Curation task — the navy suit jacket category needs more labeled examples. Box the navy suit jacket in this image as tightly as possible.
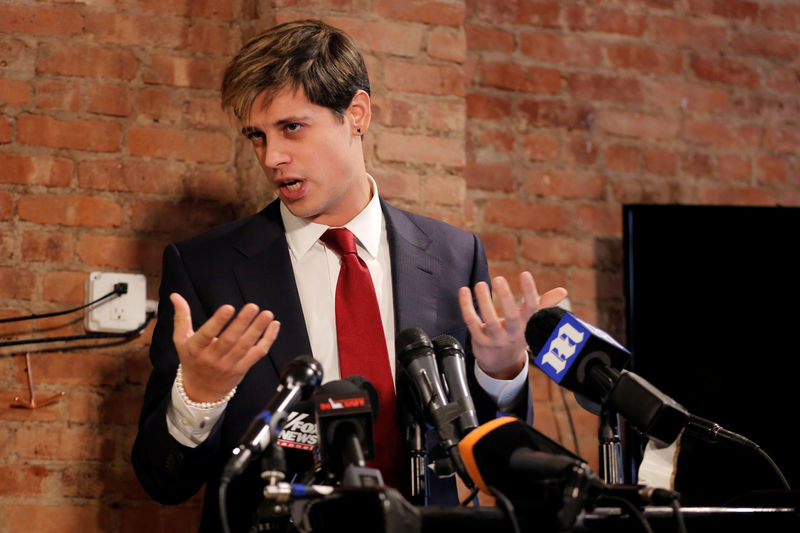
[132,198,531,532]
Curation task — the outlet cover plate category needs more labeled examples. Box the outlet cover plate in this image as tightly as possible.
[84,272,147,333]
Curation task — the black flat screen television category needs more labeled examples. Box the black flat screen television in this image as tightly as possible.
[623,204,800,506]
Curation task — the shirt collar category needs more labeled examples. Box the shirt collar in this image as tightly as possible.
[281,174,383,261]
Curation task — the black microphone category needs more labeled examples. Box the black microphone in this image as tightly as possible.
[526,307,754,448]
[221,355,323,483]
[314,376,383,487]
[432,334,479,438]
[274,397,319,483]
[396,328,470,484]
[396,328,450,425]
[276,399,318,453]
[270,378,380,484]
[458,416,601,530]
[396,328,464,450]
[509,448,585,477]
[458,416,590,497]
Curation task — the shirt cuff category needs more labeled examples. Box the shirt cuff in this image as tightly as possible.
[166,378,227,448]
[474,356,529,412]
[637,436,680,490]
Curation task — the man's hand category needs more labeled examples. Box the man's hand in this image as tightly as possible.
[171,293,280,402]
[459,271,567,380]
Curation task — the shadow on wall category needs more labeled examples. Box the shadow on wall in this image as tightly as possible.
[593,236,625,343]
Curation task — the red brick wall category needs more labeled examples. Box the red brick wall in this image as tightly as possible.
[463,0,800,468]
[1,0,799,529]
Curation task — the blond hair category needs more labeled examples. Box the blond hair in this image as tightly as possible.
[221,19,370,121]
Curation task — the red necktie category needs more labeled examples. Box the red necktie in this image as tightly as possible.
[320,228,404,489]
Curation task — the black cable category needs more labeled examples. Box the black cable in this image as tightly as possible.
[559,386,581,457]
[601,495,654,533]
[529,348,581,457]
[754,445,791,491]
[460,485,480,506]
[0,312,155,348]
[487,486,521,533]
[669,498,687,533]
[0,284,127,324]
[219,481,232,533]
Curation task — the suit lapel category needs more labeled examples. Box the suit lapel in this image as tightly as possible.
[232,201,312,378]
[382,199,440,335]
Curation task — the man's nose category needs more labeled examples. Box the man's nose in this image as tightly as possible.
[263,137,290,168]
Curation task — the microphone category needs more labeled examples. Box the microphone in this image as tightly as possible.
[274,397,319,483]
[276,400,318,452]
[456,417,686,528]
[458,416,590,497]
[525,306,631,399]
[396,328,471,484]
[509,448,585,478]
[457,416,601,530]
[432,334,479,438]
[314,376,383,487]
[526,307,754,448]
[221,355,323,483]
[396,328,449,425]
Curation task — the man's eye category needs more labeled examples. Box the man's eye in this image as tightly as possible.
[285,123,302,133]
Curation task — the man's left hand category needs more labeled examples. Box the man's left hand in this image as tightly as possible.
[459,271,567,380]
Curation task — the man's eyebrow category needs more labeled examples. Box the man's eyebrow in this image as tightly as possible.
[274,115,311,126]
[241,116,311,136]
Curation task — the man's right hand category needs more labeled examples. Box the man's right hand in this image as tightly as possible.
[170,292,280,403]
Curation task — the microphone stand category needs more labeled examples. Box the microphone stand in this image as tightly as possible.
[598,407,624,485]
[253,444,293,532]
[407,419,426,505]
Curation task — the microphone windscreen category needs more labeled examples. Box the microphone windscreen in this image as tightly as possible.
[282,354,323,391]
[317,379,359,395]
[432,334,461,354]
[276,397,318,478]
[524,306,567,355]
[395,327,433,365]
[343,375,380,420]
[458,417,517,493]
[458,416,586,497]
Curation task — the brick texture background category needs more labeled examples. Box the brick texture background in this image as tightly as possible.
[1,0,799,530]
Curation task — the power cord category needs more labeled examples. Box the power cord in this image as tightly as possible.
[0,283,155,348]
[487,486,521,533]
[559,386,581,457]
[0,283,128,323]
[460,485,480,506]
[0,311,155,348]
[528,349,582,458]
[668,498,688,533]
[755,444,791,491]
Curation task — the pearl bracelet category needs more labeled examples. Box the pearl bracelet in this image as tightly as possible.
[175,364,237,410]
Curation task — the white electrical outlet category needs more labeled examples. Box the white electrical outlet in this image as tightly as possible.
[84,272,147,333]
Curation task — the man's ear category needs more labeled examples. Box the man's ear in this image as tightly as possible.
[348,90,371,136]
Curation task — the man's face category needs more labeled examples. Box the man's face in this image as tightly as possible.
[241,86,371,227]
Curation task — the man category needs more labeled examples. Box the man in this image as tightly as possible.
[132,19,565,532]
